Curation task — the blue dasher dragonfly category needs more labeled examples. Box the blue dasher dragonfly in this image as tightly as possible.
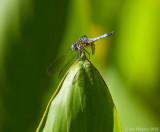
[47,31,114,76]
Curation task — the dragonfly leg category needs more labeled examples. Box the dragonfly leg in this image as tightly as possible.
[78,50,84,58]
[80,51,82,58]
[77,51,80,58]
[83,49,90,59]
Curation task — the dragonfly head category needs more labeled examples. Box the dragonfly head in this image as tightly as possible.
[71,43,78,51]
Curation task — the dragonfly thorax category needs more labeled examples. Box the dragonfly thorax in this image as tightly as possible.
[71,36,90,51]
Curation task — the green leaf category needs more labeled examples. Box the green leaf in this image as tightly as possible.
[37,56,122,132]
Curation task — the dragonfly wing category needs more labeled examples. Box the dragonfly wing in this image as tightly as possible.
[46,55,66,76]
[58,52,77,78]
[91,43,95,55]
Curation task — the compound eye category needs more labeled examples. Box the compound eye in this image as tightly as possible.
[71,43,77,50]
[71,44,74,50]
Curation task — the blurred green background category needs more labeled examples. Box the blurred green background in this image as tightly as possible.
[0,0,160,132]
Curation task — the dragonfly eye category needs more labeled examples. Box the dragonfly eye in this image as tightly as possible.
[71,43,78,51]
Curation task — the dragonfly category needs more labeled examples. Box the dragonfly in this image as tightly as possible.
[47,31,114,76]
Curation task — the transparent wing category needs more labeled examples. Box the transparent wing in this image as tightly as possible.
[46,53,67,76]
[46,49,77,77]
[91,43,95,55]
[58,52,77,78]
